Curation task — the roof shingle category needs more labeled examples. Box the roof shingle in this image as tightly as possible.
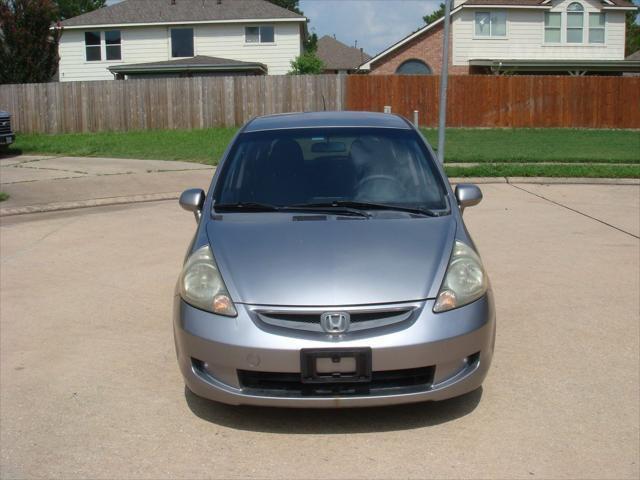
[108,55,268,73]
[61,0,305,27]
[627,50,640,61]
[316,36,371,71]
[463,0,635,6]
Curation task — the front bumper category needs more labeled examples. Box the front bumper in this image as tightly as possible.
[0,134,14,145]
[173,293,496,408]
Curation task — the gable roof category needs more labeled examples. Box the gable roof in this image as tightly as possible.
[469,0,635,6]
[360,6,463,71]
[60,0,306,28]
[108,55,267,74]
[316,36,371,71]
[464,0,550,6]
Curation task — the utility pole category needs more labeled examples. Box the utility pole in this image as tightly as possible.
[437,0,453,164]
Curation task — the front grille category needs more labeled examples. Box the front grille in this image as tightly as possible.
[0,117,11,135]
[238,366,435,397]
[255,308,415,334]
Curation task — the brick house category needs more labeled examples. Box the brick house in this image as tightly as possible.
[360,0,639,76]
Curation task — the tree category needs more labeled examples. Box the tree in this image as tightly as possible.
[266,0,319,52]
[54,0,105,21]
[0,0,61,84]
[289,51,324,75]
[304,32,318,52]
[265,0,301,15]
[626,10,640,56]
[423,2,445,25]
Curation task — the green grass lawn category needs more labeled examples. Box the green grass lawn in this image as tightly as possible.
[420,128,640,164]
[9,127,640,177]
[12,128,238,164]
[445,163,640,179]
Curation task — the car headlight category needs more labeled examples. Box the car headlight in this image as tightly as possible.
[179,245,237,317]
[433,240,488,313]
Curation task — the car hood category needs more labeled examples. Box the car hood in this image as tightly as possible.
[207,214,456,307]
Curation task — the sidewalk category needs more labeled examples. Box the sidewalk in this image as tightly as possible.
[1,154,638,217]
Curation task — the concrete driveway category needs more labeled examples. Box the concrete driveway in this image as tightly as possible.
[1,183,638,479]
[0,155,213,213]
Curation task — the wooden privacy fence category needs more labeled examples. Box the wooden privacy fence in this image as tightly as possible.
[0,75,346,134]
[347,75,640,129]
[1,74,639,133]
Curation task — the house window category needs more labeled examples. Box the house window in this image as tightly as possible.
[85,31,101,61]
[171,28,194,58]
[589,12,605,44]
[566,2,584,43]
[245,26,275,44]
[474,11,506,37]
[544,12,561,43]
[396,59,432,75]
[105,30,121,60]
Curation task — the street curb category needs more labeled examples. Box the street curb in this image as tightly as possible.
[0,192,180,217]
[1,177,638,217]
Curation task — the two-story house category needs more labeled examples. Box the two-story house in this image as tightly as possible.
[360,0,639,75]
[56,0,307,81]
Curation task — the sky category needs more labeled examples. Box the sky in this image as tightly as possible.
[299,0,441,56]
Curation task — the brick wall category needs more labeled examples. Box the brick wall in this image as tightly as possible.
[369,23,469,75]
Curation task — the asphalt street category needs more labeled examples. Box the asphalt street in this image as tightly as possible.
[1,182,638,479]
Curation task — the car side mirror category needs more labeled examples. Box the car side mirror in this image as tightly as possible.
[179,188,205,222]
[455,184,482,214]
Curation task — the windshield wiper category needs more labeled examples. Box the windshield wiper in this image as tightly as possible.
[214,202,370,218]
[294,201,441,217]
[214,202,280,212]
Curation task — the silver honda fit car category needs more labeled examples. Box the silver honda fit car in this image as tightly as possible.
[174,111,495,408]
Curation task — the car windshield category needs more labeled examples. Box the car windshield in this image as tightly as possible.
[213,127,449,213]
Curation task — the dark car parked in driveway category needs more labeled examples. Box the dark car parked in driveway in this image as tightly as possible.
[175,111,495,408]
[0,110,15,152]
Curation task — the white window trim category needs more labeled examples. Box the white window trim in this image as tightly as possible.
[540,2,608,47]
[84,31,102,63]
[104,29,123,62]
[169,26,196,59]
[566,7,585,44]
[84,30,124,64]
[543,11,562,44]
[244,25,277,45]
[472,11,509,40]
[588,12,606,45]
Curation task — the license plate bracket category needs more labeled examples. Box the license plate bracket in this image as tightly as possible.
[300,348,372,384]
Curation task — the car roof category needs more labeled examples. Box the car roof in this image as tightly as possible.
[243,111,412,132]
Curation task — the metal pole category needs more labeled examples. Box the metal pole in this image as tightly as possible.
[437,0,452,164]
[413,110,419,127]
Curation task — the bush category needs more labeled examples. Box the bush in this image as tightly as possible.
[289,52,324,75]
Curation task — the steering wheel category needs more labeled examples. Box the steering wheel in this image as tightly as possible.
[355,174,407,197]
